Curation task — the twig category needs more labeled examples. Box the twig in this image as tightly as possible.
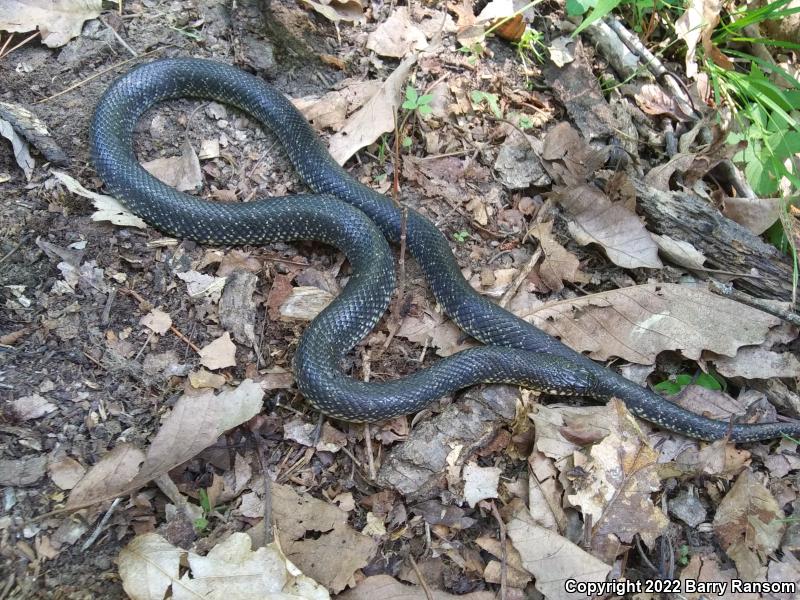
[99,16,138,57]
[80,498,122,551]
[362,349,377,481]
[37,46,165,104]
[0,31,40,61]
[490,501,508,600]
[499,247,542,309]
[0,237,25,265]
[119,287,201,353]
[251,431,274,545]
[408,555,434,600]
[709,280,800,327]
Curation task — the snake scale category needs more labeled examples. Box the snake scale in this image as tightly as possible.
[90,58,800,442]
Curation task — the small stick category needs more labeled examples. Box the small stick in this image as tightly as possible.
[99,16,138,57]
[37,46,164,104]
[251,431,274,544]
[0,31,40,61]
[499,247,542,309]
[80,498,122,551]
[709,280,800,326]
[362,349,376,480]
[408,555,434,600]
[490,501,508,600]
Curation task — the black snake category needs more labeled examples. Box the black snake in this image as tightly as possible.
[89,58,799,442]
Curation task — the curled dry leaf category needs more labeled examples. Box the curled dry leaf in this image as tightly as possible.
[0,114,34,179]
[366,7,428,58]
[328,54,416,165]
[507,508,611,600]
[529,220,589,292]
[118,532,329,600]
[722,195,782,236]
[674,0,722,79]
[0,0,102,47]
[67,381,263,509]
[51,171,147,229]
[712,346,800,380]
[520,283,781,364]
[651,234,706,270]
[558,184,662,270]
[176,270,226,301]
[293,80,382,132]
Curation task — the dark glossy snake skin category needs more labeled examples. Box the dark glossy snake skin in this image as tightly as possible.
[90,58,800,442]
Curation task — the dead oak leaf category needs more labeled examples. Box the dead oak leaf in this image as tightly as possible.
[566,400,669,550]
[299,0,364,23]
[529,220,589,292]
[519,283,781,364]
[140,308,172,335]
[269,482,378,593]
[366,6,428,58]
[337,574,494,600]
[507,508,611,600]
[0,0,102,47]
[712,469,785,580]
[67,381,263,509]
[118,532,329,600]
[558,184,662,270]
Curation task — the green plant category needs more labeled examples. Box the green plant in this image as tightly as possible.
[654,372,723,396]
[470,90,503,119]
[514,26,546,68]
[401,85,434,117]
[194,488,213,532]
[453,230,471,242]
[459,41,488,65]
[677,544,691,566]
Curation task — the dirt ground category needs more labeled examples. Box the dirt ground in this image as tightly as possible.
[2,0,800,598]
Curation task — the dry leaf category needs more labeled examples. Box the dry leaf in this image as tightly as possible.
[0,115,34,179]
[337,574,494,600]
[300,0,364,23]
[530,405,613,460]
[566,400,669,550]
[140,308,172,335]
[366,7,428,58]
[675,0,721,79]
[199,332,237,370]
[188,368,227,389]
[329,54,416,165]
[269,482,378,593]
[176,270,227,301]
[712,469,785,580]
[293,80,383,132]
[0,0,102,47]
[279,286,334,321]
[527,451,566,530]
[10,393,56,420]
[507,508,611,600]
[118,532,329,600]
[47,456,86,490]
[395,306,475,357]
[67,381,263,509]
[559,184,662,269]
[462,463,501,507]
[51,170,147,229]
[651,234,707,270]
[722,195,782,235]
[142,142,203,192]
[520,283,781,364]
[529,220,589,292]
[634,83,690,121]
[712,346,800,379]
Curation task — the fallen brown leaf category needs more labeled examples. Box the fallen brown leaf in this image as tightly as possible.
[142,142,203,192]
[300,0,364,23]
[67,381,263,509]
[337,574,494,600]
[199,332,237,370]
[520,283,781,364]
[366,7,428,58]
[0,0,101,47]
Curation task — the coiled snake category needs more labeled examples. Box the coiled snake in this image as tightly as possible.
[90,58,799,442]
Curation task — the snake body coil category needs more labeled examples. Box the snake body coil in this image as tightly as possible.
[91,58,800,442]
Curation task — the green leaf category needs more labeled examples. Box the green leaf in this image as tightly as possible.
[417,104,433,116]
[418,94,434,105]
[566,0,595,16]
[405,85,418,104]
[194,517,209,532]
[695,373,723,391]
[402,136,413,148]
[573,0,621,35]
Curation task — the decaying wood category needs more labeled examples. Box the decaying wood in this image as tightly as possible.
[633,179,794,301]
